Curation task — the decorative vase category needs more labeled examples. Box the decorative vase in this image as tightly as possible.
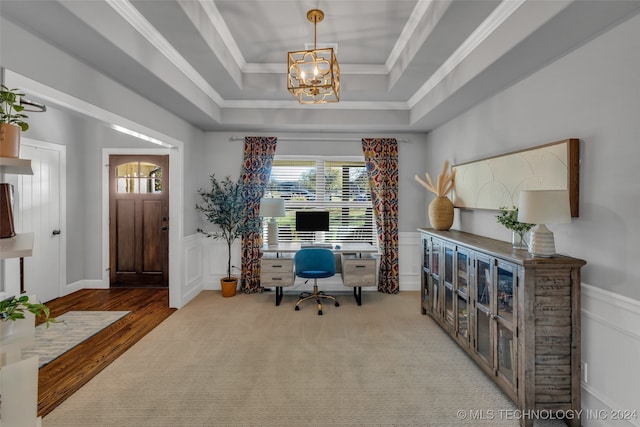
[512,230,529,249]
[220,276,238,297]
[428,196,454,231]
[0,123,21,158]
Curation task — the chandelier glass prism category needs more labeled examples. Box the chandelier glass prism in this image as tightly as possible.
[287,9,340,104]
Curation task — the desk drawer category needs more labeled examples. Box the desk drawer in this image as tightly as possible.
[342,256,377,287]
[261,257,294,286]
[261,271,295,287]
[262,258,293,273]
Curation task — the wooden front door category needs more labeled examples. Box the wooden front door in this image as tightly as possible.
[109,155,169,287]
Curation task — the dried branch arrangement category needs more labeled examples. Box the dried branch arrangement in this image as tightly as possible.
[415,160,456,197]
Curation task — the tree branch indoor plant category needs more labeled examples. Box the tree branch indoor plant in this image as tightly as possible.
[0,85,29,158]
[196,175,259,297]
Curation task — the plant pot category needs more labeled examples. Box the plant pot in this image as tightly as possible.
[0,123,21,158]
[428,196,454,231]
[220,276,238,297]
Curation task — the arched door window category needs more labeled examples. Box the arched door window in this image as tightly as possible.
[115,161,163,193]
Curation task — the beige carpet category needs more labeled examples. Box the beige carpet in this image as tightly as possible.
[42,291,563,426]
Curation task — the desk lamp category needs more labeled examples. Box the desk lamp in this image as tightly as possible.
[517,190,571,257]
[259,198,286,246]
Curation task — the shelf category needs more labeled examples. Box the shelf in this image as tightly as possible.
[0,157,33,175]
[0,232,34,259]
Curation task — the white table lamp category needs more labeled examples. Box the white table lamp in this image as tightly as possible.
[517,190,571,257]
[259,198,286,246]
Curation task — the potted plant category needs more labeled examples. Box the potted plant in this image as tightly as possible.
[1,294,54,340]
[0,85,29,158]
[196,175,260,297]
[496,205,535,249]
[415,160,456,230]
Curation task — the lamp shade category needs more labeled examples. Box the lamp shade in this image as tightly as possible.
[517,190,571,225]
[259,198,286,218]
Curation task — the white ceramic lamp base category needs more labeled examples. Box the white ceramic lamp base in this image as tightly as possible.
[267,219,279,246]
[528,224,556,257]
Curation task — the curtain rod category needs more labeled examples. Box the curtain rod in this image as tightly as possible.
[229,136,409,143]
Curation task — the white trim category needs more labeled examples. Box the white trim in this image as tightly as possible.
[64,279,105,296]
[3,70,180,149]
[4,69,186,310]
[580,284,640,427]
[408,0,525,108]
[106,0,224,106]
[102,148,183,308]
[20,138,67,302]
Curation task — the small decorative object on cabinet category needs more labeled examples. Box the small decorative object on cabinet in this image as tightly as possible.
[419,228,586,427]
[415,160,456,230]
[496,206,534,249]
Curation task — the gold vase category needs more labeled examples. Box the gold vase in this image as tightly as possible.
[428,197,454,231]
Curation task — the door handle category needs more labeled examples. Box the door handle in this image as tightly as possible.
[161,226,168,231]
[52,229,61,236]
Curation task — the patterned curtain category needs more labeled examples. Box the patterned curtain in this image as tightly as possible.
[240,136,278,293]
[362,138,399,293]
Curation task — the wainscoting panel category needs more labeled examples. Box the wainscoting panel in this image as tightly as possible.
[581,284,640,427]
[399,232,420,291]
[181,233,204,306]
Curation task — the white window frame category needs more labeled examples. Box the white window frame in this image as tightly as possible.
[264,155,377,245]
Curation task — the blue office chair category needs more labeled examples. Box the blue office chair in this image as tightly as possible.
[294,248,339,315]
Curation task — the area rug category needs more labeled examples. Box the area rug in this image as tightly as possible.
[21,311,130,368]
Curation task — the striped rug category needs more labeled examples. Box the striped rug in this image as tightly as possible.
[22,311,130,367]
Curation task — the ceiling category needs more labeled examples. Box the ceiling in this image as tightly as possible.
[2,0,639,134]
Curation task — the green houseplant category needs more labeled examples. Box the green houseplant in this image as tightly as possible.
[0,85,29,158]
[1,294,53,327]
[496,206,535,249]
[196,175,260,297]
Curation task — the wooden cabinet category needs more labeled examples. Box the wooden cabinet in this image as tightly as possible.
[419,228,585,427]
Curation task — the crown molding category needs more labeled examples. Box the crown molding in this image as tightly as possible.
[106,0,224,105]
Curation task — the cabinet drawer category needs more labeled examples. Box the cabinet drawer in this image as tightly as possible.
[342,256,377,287]
[262,258,293,273]
[261,271,295,287]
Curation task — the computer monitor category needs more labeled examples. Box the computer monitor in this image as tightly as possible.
[295,211,330,232]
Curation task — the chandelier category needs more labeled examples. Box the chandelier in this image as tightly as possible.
[287,9,340,104]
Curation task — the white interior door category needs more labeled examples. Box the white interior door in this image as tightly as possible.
[10,140,65,302]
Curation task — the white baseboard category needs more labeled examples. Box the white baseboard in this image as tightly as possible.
[580,284,640,427]
[63,279,105,296]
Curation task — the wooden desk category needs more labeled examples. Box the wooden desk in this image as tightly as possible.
[261,243,379,306]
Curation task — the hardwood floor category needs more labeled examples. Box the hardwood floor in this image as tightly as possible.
[34,288,176,417]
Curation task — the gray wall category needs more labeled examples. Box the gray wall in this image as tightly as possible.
[1,16,205,284]
[424,13,640,301]
[198,132,428,234]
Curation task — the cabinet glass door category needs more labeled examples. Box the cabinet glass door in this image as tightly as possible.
[431,239,442,315]
[456,249,469,296]
[474,255,493,365]
[496,261,516,324]
[457,295,469,342]
[443,245,455,327]
[421,237,430,307]
[455,248,470,345]
[497,323,515,384]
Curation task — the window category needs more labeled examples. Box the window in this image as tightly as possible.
[264,156,376,244]
[115,161,163,193]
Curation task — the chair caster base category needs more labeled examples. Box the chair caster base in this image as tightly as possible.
[335,301,340,307]
[318,310,323,315]
[295,306,300,311]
